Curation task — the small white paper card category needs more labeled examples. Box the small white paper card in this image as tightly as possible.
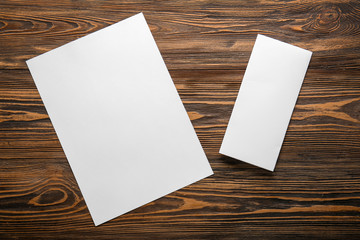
[220,34,312,171]
[27,13,213,226]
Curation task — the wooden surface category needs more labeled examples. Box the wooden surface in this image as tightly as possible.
[1,0,360,239]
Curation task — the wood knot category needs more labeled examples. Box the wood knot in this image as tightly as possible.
[316,5,341,27]
[304,4,342,34]
[29,188,67,206]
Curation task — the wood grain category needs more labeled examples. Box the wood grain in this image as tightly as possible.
[1,0,360,239]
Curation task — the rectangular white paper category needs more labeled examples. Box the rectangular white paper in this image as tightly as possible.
[220,34,312,171]
[26,13,213,226]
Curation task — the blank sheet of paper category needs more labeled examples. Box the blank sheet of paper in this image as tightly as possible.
[26,13,213,226]
[220,34,312,171]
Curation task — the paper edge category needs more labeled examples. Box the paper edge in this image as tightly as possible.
[94,170,214,226]
[26,12,145,64]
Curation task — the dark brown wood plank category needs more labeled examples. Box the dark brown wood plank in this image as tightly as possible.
[1,0,360,239]
[0,1,360,70]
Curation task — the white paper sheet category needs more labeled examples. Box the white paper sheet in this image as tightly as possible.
[26,13,213,226]
[220,34,312,171]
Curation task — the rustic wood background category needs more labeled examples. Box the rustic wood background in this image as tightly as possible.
[1,0,359,239]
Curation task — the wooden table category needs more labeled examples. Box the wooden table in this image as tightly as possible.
[1,1,359,239]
